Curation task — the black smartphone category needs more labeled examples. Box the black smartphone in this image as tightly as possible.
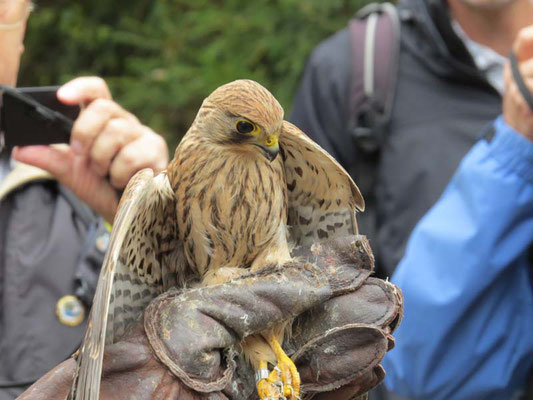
[0,85,80,150]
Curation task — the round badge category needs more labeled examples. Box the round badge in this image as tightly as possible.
[96,232,110,253]
[56,295,85,327]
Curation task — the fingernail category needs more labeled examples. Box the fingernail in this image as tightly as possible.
[70,140,84,154]
[57,85,77,101]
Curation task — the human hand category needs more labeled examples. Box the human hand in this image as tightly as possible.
[504,26,533,141]
[11,77,169,222]
[18,323,228,400]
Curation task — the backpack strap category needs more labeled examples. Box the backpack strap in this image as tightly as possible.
[346,3,401,273]
[348,2,400,154]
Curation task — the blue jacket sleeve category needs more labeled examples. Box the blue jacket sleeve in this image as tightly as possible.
[382,116,533,400]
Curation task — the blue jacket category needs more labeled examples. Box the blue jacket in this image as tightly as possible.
[383,117,533,400]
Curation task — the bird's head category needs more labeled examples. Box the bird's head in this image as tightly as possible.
[194,79,284,162]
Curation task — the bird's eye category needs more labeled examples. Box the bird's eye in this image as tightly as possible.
[236,119,257,135]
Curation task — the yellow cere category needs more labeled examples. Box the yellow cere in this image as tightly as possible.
[265,136,278,147]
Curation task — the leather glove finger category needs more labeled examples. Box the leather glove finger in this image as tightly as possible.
[291,278,403,397]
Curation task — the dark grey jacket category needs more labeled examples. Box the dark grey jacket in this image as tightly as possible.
[290,0,501,279]
[0,159,105,399]
[290,2,504,398]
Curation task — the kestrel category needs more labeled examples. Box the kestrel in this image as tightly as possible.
[70,80,364,400]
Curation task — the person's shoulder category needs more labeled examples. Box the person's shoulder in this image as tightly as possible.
[1,161,97,226]
[302,27,353,95]
[0,162,54,201]
[308,28,351,71]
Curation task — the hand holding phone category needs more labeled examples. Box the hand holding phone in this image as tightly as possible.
[7,77,168,223]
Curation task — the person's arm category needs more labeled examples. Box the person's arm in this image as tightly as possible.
[382,116,533,400]
[289,29,357,167]
[383,28,533,400]
[11,77,169,223]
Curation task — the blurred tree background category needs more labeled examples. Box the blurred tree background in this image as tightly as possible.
[19,0,372,149]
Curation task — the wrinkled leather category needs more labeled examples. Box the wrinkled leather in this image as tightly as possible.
[18,324,229,400]
[144,264,331,395]
[293,278,402,399]
[145,236,376,394]
[18,235,403,400]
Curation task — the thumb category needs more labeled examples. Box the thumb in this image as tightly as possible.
[514,26,533,62]
[57,76,112,106]
[12,145,72,180]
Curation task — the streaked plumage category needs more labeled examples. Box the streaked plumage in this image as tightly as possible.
[70,80,364,400]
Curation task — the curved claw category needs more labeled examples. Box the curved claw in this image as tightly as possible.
[255,337,301,400]
[257,362,284,400]
[269,336,300,400]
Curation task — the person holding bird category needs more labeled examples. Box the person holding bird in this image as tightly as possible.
[19,80,403,400]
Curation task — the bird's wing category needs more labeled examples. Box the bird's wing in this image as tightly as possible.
[280,121,364,247]
[70,169,183,400]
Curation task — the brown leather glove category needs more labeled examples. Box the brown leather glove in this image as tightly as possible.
[19,235,402,400]
[18,323,225,400]
[292,277,402,399]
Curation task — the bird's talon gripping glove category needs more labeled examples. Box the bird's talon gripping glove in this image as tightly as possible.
[144,263,332,397]
[18,235,402,400]
[144,235,402,399]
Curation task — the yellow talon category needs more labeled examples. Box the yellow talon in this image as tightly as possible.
[257,361,283,399]
[255,337,301,400]
[269,335,300,400]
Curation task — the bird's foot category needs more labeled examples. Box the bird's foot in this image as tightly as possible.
[274,350,300,400]
[270,335,300,400]
[256,364,284,400]
[256,336,301,400]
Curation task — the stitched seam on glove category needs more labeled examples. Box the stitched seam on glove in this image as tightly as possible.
[363,280,401,327]
[144,294,236,393]
[298,324,387,393]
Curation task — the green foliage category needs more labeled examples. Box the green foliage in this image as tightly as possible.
[19,0,372,149]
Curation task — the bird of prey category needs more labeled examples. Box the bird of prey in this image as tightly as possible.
[71,79,364,400]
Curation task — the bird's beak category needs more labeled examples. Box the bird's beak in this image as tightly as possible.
[257,135,279,162]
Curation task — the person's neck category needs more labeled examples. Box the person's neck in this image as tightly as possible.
[448,0,533,56]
